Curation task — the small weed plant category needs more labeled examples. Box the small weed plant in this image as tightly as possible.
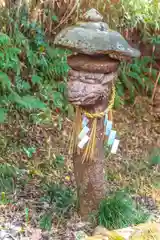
[39,182,76,229]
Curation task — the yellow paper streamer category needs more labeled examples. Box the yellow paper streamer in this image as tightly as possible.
[69,85,116,162]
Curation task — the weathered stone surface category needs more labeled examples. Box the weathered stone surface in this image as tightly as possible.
[67,70,118,105]
[76,21,109,31]
[109,52,132,61]
[82,8,103,22]
[54,9,141,58]
[73,98,110,219]
[67,54,119,73]
[90,223,160,240]
[54,23,140,58]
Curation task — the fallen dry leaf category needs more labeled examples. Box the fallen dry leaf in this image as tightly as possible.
[31,228,42,240]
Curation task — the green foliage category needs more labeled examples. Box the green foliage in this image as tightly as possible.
[0,164,17,193]
[104,141,111,157]
[25,207,29,224]
[149,148,160,166]
[23,146,36,158]
[0,108,7,123]
[41,183,75,217]
[153,182,160,189]
[150,35,160,45]
[39,183,75,229]
[0,8,71,123]
[114,86,124,109]
[39,213,52,231]
[117,56,158,104]
[0,192,10,205]
[121,0,160,35]
[105,1,160,107]
[98,191,149,230]
[106,0,160,39]
[53,155,65,168]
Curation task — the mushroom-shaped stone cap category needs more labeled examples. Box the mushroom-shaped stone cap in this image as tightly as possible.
[54,9,141,58]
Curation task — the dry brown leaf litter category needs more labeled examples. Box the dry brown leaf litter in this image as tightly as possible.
[0,96,159,239]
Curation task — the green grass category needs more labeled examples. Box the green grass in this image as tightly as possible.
[149,148,160,166]
[98,191,149,230]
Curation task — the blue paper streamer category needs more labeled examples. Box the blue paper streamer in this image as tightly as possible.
[105,120,112,136]
[108,130,116,146]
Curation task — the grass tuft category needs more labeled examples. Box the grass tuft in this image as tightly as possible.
[98,190,149,230]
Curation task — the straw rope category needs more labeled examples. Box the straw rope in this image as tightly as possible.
[69,85,116,162]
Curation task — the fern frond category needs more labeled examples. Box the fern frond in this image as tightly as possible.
[0,33,11,46]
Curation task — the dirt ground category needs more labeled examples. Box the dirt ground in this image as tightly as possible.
[0,96,159,239]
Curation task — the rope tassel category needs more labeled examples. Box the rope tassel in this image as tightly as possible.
[69,85,118,162]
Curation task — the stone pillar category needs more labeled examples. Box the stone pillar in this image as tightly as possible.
[67,55,119,217]
[54,8,140,219]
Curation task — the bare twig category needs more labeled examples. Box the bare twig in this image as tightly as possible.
[53,0,79,31]
[151,71,160,103]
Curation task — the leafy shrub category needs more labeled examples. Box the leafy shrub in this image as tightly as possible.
[104,1,160,107]
[116,56,159,104]
[0,8,72,123]
[104,0,160,39]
